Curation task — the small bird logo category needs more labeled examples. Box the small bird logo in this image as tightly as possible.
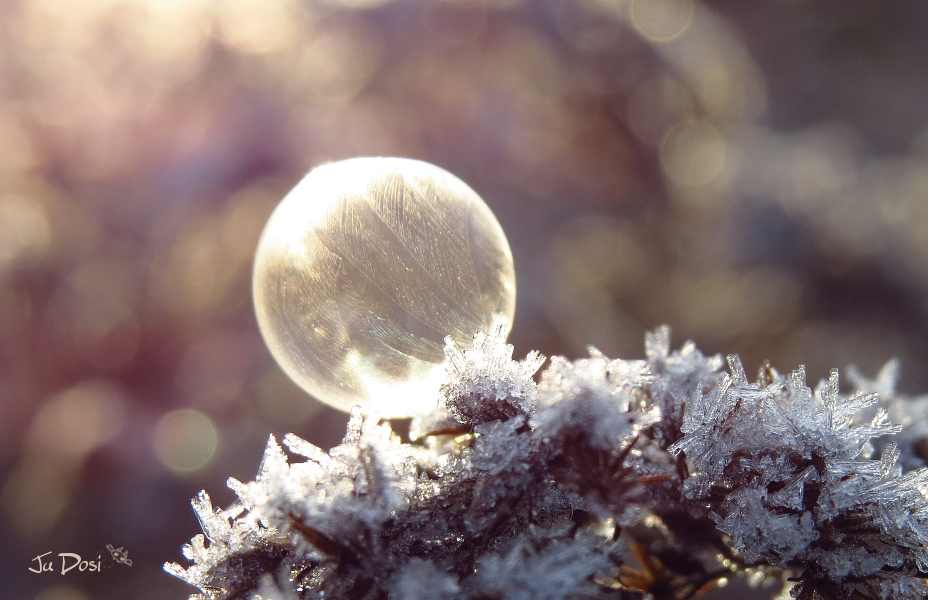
[106,544,133,566]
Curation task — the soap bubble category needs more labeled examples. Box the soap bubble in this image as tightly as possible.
[253,157,516,418]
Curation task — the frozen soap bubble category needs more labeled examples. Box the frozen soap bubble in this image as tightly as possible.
[253,157,516,418]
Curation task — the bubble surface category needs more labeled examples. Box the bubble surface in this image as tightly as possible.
[253,157,516,417]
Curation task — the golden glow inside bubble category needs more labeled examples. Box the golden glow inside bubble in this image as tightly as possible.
[253,157,516,418]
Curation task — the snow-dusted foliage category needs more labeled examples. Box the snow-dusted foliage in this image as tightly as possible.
[167,328,928,600]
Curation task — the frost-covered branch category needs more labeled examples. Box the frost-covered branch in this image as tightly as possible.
[166,327,928,599]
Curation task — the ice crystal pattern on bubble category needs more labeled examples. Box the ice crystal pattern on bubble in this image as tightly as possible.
[166,327,928,599]
[252,157,516,418]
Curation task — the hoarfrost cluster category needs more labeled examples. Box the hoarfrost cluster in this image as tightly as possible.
[167,327,928,599]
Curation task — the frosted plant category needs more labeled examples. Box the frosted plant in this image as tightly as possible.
[167,327,928,599]
[668,357,928,599]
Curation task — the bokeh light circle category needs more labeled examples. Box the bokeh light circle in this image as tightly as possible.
[154,409,218,474]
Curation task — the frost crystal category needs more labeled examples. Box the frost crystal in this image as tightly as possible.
[441,326,545,425]
[849,359,928,472]
[167,328,928,600]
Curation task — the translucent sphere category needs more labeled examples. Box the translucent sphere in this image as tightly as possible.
[253,157,516,418]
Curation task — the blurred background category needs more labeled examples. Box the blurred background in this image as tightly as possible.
[2,0,928,598]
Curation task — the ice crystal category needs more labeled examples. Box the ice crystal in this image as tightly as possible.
[463,526,619,600]
[532,349,659,454]
[848,359,928,472]
[167,328,928,600]
[441,326,545,425]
